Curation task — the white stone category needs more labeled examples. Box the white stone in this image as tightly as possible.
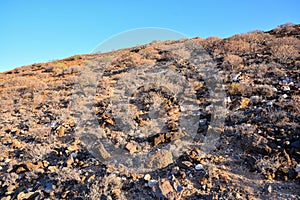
[128,129,134,136]
[272,87,278,92]
[258,129,262,134]
[267,99,276,106]
[148,180,158,187]
[199,119,207,126]
[195,164,204,171]
[205,104,213,112]
[144,174,151,181]
[180,106,186,112]
[250,96,260,102]
[233,72,242,81]
[283,86,290,91]
[295,164,300,173]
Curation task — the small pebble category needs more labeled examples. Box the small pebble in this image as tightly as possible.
[199,119,207,126]
[195,164,204,171]
[264,184,272,194]
[267,100,276,106]
[71,152,77,158]
[176,185,183,192]
[233,72,242,81]
[144,174,151,181]
[272,86,278,92]
[148,180,158,187]
[205,105,213,112]
[295,164,300,173]
[250,95,260,102]
[225,97,231,104]
[225,148,233,154]
[283,86,290,91]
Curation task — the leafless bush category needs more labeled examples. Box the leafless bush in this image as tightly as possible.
[26,144,52,162]
[229,83,243,95]
[223,38,251,55]
[4,76,47,93]
[270,44,299,64]
[268,37,300,64]
[255,84,274,98]
[116,52,155,67]
[224,54,243,69]
[239,82,254,97]
[56,167,82,183]
[278,22,295,29]
[86,175,124,200]
[270,37,300,47]
[199,36,221,54]
[268,110,290,126]
[256,156,282,179]
[241,31,274,52]
[86,180,103,200]
[290,95,300,113]
[139,46,160,60]
[251,64,268,79]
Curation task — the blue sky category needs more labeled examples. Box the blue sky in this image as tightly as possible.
[0,1,299,72]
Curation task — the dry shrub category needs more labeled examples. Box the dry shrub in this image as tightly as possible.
[252,64,269,79]
[5,76,44,88]
[200,36,222,53]
[272,22,298,36]
[139,46,160,60]
[266,62,287,77]
[26,144,52,162]
[117,52,155,67]
[290,95,300,113]
[270,44,299,64]
[241,31,274,52]
[229,83,243,95]
[3,76,47,95]
[86,175,124,200]
[256,156,282,179]
[239,82,254,97]
[278,22,295,29]
[53,61,69,70]
[224,54,243,69]
[268,37,300,63]
[255,84,274,98]
[224,38,251,55]
[268,110,290,126]
[270,37,300,47]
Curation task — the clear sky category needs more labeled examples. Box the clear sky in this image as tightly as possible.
[0,0,299,72]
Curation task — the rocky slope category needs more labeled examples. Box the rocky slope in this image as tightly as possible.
[0,23,300,200]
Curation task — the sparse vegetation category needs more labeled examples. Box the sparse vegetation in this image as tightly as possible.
[0,23,300,200]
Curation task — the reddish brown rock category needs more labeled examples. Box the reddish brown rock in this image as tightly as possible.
[158,179,175,198]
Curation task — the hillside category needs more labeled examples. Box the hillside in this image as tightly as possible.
[0,23,300,200]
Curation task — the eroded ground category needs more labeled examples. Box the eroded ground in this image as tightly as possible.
[0,24,300,199]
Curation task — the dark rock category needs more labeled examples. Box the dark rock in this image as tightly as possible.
[244,156,257,171]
